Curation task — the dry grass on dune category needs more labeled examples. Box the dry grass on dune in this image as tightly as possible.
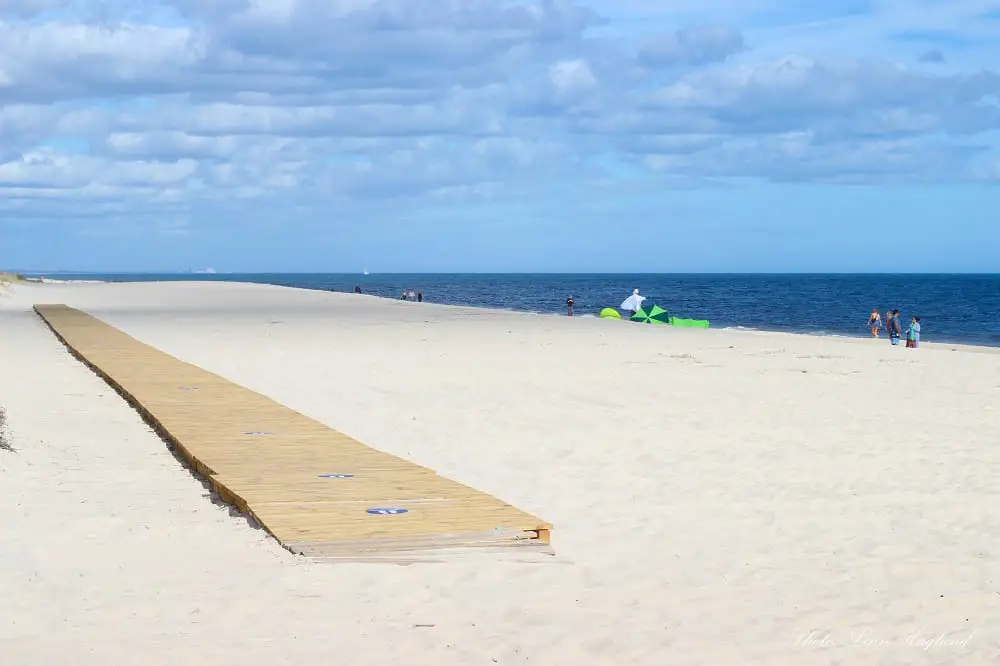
[0,406,13,452]
[1,276,21,450]
[0,273,21,298]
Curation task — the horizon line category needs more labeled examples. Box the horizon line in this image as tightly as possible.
[9,270,1000,277]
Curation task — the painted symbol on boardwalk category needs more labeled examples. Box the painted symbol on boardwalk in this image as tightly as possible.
[318,473,354,478]
[366,507,408,515]
[179,386,199,391]
[243,431,272,436]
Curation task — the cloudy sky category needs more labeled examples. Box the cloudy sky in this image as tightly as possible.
[2,0,999,273]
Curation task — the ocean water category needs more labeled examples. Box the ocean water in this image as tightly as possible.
[23,273,1000,347]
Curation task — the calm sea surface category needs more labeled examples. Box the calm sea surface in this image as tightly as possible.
[25,273,1000,347]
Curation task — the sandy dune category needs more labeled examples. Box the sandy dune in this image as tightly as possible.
[2,281,998,665]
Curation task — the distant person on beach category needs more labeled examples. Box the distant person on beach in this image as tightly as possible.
[867,308,882,338]
[354,284,361,294]
[906,316,921,348]
[417,291,423,303]
[400,290,407,300]
[620,289,645,318]
[566,296,574,316]
[888,309,901,345]
[409,289,416,300]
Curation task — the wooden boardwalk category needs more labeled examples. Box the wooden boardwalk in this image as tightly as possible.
[34,304,552,561]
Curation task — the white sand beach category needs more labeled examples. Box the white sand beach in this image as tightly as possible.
[1,280,998,665]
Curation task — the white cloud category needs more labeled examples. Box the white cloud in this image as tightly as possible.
[0,20,207,102]
[1,0,999,229]
[637,25,745,67]
[549,59,597,97]
[0,149,198,189]
[0,0,66,17]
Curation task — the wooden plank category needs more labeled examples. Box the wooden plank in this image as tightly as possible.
[33,304,553,560]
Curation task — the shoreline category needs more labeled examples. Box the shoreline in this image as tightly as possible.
[8,278,1000,353]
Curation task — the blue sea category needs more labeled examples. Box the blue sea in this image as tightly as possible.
[23,273,1000,347]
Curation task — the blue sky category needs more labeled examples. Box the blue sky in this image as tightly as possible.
[1,0,999,273]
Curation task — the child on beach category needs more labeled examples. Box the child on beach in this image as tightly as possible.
[867,308,883,338]
[906,316,921,348]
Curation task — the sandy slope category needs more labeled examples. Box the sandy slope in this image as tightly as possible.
[2,281,998,665]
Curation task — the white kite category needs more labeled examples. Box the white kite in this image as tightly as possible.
[620,288,646,313]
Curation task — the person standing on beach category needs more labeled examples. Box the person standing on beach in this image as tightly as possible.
[867,308,883,338]
[888,309,901,345]
[417,291,423,303]
[566,296,574,316]
[354,284,361,294]
[621,289,645,318]
[409,289,416,301]
[906,316,921,348]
